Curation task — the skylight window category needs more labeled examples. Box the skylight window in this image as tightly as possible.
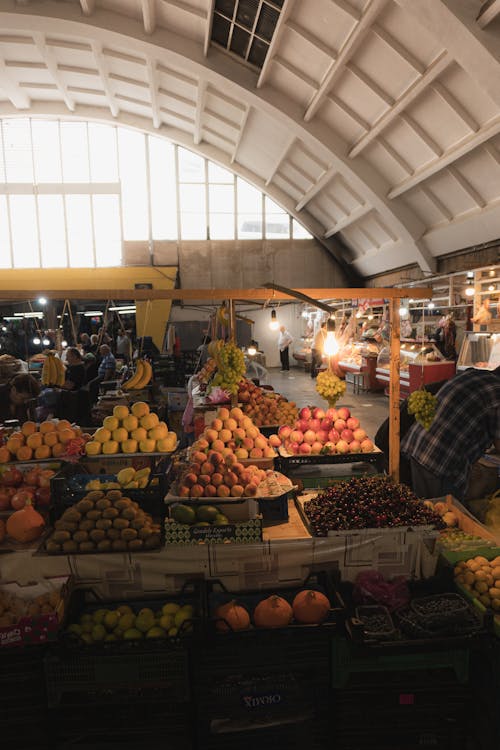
[211,0,284,70]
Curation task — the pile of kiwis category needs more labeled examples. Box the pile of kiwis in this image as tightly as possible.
[44,488,162,554]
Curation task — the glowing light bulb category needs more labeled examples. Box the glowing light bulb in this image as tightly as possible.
[399,306,408,316]
[367,314,374,321]
[247,345,257,356]
[488,285,495,292]
[427,302,435,309]
[269,309,279,330]
[61,340,68,348]
[324,331,339,356]
[42,337,50,346]
[33,337,41,345]
[465,287,475,297]
[37,297,47,305]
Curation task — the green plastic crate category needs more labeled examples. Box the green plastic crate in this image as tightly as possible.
[439,545,500,565]
[331,637,470,688]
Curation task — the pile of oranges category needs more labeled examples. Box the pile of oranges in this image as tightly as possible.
[0,420,87,463]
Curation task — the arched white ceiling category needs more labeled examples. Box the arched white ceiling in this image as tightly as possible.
[0,0,500,278]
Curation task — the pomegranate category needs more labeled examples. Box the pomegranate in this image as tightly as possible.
[2,468,23,487]
[11,489,35,510]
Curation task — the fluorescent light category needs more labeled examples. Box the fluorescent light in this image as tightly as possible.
[109,306,136,312]
[399,306,408,316]
[14,312,44,319]
[488,285,495,292]
[83,311,103,317]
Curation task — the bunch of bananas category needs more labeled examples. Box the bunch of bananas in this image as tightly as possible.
[209,341,246,395]
[216,304,230,328]
[316,370,346,407]
[408,388,437,430]
[197,357,217,385]
[207,339,224,359]
[41,352,65,386]
[122,359,153,391]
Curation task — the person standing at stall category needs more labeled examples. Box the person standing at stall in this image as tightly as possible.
[311,321,327,379]
[401,366,500,500]
[278,326,293,372]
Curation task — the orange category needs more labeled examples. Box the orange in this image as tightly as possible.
[43,432,59,447]
[21,421,37,437]
[6,437,23,454]
[131,401,149,418]
[102,440,119,455]
[85,441,101,456]
[0,446,11,463]
[112,428,128,443]
[35,445,51,460]
[40,421,56,434]
[26,433,43,450]
[94,427,111,444]
[16,445,33,461]
[51,443,65,458]
[113,405,129,421]
[56,419,72,432]
[58,428,75,445]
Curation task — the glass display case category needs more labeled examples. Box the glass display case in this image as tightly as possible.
[292,336,313,364]
[376,342,456,395]
[457,331,500,371]
[338,340,381,372]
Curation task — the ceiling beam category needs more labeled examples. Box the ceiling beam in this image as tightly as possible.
[0,286,433,301]
[447,166,486,208]
[33,33,75,111]
[295,165,336,211]
[0,56,30,108]
[348,51,450,158]
[371,24,424,74]
[421,186,453,221]
[329,0,361,22]
[477,0,500,28]
[141,0,156,34]
[194,78,206,144]
[324,204,371,236]
[257,0,296,88]
[388,115,500,198]
[273,56,317,90]
[304,0,389,122]
[265,136,295,186]
[231,105,249,163]
[79,0,95,16]
[204,0,215,56]
[145,57,161,128]
[166,0,205,20]
[286,20,338,59]
[400,113,442,157]
[90,41,118,117]
[431,81,478,133]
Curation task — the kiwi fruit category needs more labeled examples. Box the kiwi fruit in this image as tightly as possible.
[46,541,61,554]
[113,518,129,530]
[97,539,112,552]
[121,528,138,541]
[79,519,95,532]
[89,529,106,543]
[103,507,119,519]
[95,498,111,510]
[121,508,137,521]
[114,499,131,511]
[61,509,81,523]
[52,530,71,543]
[138,527,153,540]
[73,530,89,543]
[76,499,94,514]
[144,534,160,549]
[79,541,96,552]
[106,528,121,540]
[54,521,78,533]
[111,539,127,552]
[86,491,105,501]
[95,519,112,530]
[128,539,144,551]
[62,540,78,553]
[106,490,122,502]
[86,510,102,521]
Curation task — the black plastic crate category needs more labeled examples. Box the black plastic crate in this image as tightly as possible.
[45,583,203,706]
[0,646,50,747]
[257,493,289,522]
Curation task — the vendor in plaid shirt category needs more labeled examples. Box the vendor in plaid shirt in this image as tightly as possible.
[401,366,500,501]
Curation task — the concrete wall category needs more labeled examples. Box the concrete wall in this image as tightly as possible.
[123,238,349,289]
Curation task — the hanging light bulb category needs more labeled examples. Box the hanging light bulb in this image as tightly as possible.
[1,326,6,332]
[427,302,435,309]
[37,297,47,305]
[61,340,68,348]
[33,337,41,345]
[465,286,475,297]
[247,344,257,356]
[42,337,50,346]
[323,318,339,356]
[269,309,279,331]
[399,306,408,317]
[367,314,374,321]
[488,285,495,292]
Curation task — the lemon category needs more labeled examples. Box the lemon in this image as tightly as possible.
[146,626,166,639]
[80,632,94,645]
[103,611,120,631]
[92,609,109,625]
[91,624,106,641]
[118,613,135,631]
[168,626,179,637]
[159,614,174,631]
[117,604,133,616]
[162,602,180,616]
[123,628,143,640]
[67,623,82,636]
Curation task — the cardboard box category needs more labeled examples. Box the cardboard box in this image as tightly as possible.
[165,516,262,545]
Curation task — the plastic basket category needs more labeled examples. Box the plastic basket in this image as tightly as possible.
[410,593,469,627]
[354,605,396,641]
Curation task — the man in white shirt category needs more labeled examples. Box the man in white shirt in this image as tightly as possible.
[278,326,293,371]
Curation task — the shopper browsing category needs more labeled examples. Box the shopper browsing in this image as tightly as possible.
[311,321,327,379]
[401,366,500,500]
[278,326,293,372]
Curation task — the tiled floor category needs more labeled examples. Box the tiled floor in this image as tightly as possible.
[266,366,389,439]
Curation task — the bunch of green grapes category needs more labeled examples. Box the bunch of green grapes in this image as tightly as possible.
[408,388,437,430]
[316,370,346,406]
[209,342,246,395]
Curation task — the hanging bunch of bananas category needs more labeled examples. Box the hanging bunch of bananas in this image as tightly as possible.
[122,358,153,391]
[217,304,230,328]
[209,341,246,395]
[408,388,437,430]
[41,351,65,387]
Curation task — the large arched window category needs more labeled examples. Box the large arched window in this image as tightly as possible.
[0,118,312,269]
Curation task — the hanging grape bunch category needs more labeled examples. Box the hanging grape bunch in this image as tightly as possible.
[209,341,246,395]
[408,388,437,430]
[316,370,346,408]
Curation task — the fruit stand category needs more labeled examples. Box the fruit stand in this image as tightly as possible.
[1,287,499,750]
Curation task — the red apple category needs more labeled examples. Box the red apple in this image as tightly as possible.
[2,468,23,487]
[334,419,346,432]
[299,442,312,455]
[353,428,367,442]
[11,489,35,510]
[297,419,309,433]
[312,407,325,420]
[328,429,340,444]
[268,434,281,447]
[320,418,333,432]
[304,430,316,445]
[324,442,336,454]
[289,442,300,455]
[346,417,360,431]
[24,469,40,487]
[311,441,323,455]
[326,408,338,421]
[337,407,350,421]
[309,418,321,432]
[290,430,303,444]
[361,439,374,453]
[34,486,51,507]
[336,440,350,454]
[315,430,329,444]
[299,407,311,421]
[278,425,291,440]
[341,429,354,444]
[349,440,361,453]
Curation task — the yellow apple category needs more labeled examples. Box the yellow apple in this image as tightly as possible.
[102,440,119,455]
[103,416,119,431]
[156,438,176,453]
[112,427,129,443]
[113,405,129,420]
[131,427,148,442]
[122,415,139,432]
[139,438,156,453]
[85,441,102,455]
[121,439,138,454]
[148,425,168,440]
[131,401,150,418]
[94,427,111,444]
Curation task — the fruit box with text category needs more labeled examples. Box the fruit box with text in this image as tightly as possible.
[0,575,72,648]
[164,504,262,545]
